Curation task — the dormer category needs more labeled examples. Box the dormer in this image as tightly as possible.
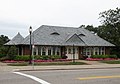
[50,32,60,35]
[78,33,85,36]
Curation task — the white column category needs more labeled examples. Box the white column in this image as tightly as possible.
[46,47,48,55]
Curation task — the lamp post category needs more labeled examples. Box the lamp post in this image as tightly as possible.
[73,44,75,63]
[29,26,32,64]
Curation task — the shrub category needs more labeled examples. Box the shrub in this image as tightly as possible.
[91,55,109,59]
[91,55,117,59]
[0,54,6,58]
[0,56,9,61]
[41,55,49,60]
[34,55,62,60]
[34,55,42,60]
[51,55,61,60]
[14,55,29,61]
[109,55,117,58]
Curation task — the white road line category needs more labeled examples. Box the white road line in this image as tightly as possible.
[13,72,51,84]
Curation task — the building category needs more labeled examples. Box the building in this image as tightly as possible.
[5,25,115,59]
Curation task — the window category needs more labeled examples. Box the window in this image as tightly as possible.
[53,47,56,55]
[65,48,67,54]
[83,47,105,57]
[38,46,41,55]
[33,47,36,55]
[94,47,99,55]
[56,47,60,55]
[42,47,46,55]
[68,48,72,54]
[48,47,52,55]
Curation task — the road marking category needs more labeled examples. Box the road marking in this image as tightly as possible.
[78,75,120,80]
[13,72,50,84]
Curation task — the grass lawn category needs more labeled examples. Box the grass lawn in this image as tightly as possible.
[101,60,120,64]
[7,62,88,66]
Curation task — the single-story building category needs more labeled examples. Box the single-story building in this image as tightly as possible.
[5,25,115,59]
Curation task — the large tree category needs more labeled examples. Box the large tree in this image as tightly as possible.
[99,7,120,57]
[99,7,120,46]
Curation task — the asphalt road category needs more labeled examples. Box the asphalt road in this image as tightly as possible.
[1,68,120,84]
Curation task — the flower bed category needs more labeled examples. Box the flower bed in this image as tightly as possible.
[86,58,118,61]
[2,60,25,63]
[2,59,72,63]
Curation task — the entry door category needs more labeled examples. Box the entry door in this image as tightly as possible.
[66,47,79,59]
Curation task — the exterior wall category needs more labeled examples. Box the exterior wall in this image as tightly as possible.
[23,46,30,55]
[21,45,111,59]
[105,47,110,55]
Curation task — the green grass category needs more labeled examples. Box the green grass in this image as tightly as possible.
[7,62,88,66]
[101,60,120,64]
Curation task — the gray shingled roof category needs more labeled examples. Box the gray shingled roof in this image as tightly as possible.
[5,32,24,45]
[21,25,114,46]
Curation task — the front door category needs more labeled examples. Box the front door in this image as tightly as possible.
[66,47,79,59]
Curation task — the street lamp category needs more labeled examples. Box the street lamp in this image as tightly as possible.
[73,44,75,63]
[29,26,32,64]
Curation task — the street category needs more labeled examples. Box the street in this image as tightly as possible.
[0,68,120,84]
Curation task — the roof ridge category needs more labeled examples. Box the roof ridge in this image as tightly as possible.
[41,25,79,29]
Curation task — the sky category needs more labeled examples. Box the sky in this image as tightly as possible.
[0,0,119,39]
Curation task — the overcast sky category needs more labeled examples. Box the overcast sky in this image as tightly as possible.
[0,0,119,39]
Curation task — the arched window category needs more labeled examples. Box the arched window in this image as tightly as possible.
[42,47,46,55]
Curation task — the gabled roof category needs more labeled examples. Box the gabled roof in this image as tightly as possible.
[21,25,114,46]
[5,32,24,45]
[65,34,86,46]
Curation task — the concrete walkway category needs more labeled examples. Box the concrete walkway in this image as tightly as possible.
[76,60,106,65]
[0,60,120,72]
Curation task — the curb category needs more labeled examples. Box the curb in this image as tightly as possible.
[14,67,120,72]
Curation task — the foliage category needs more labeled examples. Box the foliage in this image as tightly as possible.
[109,55,117,58]
[91,55,108,59]
[0,35,9,46]
[14,55,30,61]
[34,55,61,60]
[91,55,117,59]
[7,46,18,60]
[50,55,61,60]
[13,55,62,61]
[0,46,8,55]
[0,56,9,61]
[98,8,120,57]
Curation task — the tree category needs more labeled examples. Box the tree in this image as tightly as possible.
[0,35,10,46]
[0,35,10,58]
[85,25,98,33]
[99,7,120,46]
[99,7,120,57]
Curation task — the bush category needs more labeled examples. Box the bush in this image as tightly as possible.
[109,55,117,58]
[14,55,29,61]
[34,55,61,60]
[0,56,9,61]
[0,54,6,58]
[91,55,117,59]
[51,55,61,60]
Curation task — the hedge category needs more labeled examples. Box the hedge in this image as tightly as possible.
[91,55,117,59]
[13,55,62,61]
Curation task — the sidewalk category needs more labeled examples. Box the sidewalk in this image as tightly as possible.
[0,61,120,72]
